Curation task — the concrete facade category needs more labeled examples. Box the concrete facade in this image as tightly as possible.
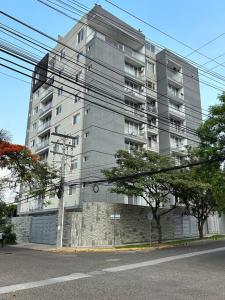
[16,5,219,245]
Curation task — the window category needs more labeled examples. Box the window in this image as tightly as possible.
[59,48,65,61]
[33,106,38,114]
[58,67,64,78]
[74,94,81,103]
[146,42,155,54]
[71,159,78,170]
[54,125,60,133]
[77,28,84,43]
[73,113,81,125]
[72,135,79,146]
[125,140,142,153]
[86,64,92,72]
[35,90,40,99]
[76,71,82,82]
[31,139,35,147]
[87,45,91,52]
[146,60,155,74]
[32,122,37,131]
[168,84,179,97]
[68,185,74,195]
[83,156,88,162]
[148,117,157,128]
[56,105,62,115]
[84,131,89,138]
[146,80,155,90]
[58,86,63,96]
[85,108,90,115]
[125,120,142,136]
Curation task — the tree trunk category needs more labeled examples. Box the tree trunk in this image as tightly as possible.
[198,221,204,239]
[156,217,162,243]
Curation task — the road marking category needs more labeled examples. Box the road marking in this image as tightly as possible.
[106,258,120,262]
[1,246,225,295]
[103,247,225,273]
[0,273,91,295]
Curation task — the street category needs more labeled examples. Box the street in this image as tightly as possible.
[0,240,225,299]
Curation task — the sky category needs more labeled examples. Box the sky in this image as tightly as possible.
[1,0,225,144]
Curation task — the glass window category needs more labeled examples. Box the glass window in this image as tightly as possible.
[58,86,63,96]
[71,159,78,170]
[147,61,155,73]
[72,135,79,146]
[56,105,62,115]
[59,48,65,61]
[77,28,84,43]
[73,113,81,125]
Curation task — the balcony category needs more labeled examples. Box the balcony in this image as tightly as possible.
[36,139,49,152]
[38,121,51,134]
[168,106,185,119]
[167,70,183,88]
[39,102,52,118]
[124,68,145,84]
[125,106,145,120]
[40,87,53,103]
[168,90,184,103]
[146,105,157,115]
[170,125,186,136]
[147,124,158,134]
[124,87,145,102]
[171,144,187,155]
[124,46,145,66]
[124,131,146,143]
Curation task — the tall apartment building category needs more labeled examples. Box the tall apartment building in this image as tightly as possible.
[15,5,211,246]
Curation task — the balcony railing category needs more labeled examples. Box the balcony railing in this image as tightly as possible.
[147,106,157,114]
[147,124,158,132]
[124,87,145,100]
[40,88,53,102]
[39,102,52,117]
[124,67,145,82]
[167,70,183,85]
[125,107,145,118]
[171,145,186,153]
[169,106,185,118]
[36,140,49,151]
[170,125,186,134]
[168,90,184,101]
[124,46,145,63]
[38,121,51,133]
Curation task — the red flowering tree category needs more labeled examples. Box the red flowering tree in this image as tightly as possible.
[0,139,58,199]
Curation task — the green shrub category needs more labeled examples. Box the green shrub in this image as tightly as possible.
[2,224,16,244]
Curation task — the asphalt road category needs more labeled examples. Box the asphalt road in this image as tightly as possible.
[0,240,225,299]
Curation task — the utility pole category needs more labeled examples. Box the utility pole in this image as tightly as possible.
[51,132,75,248]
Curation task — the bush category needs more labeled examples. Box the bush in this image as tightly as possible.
[2,224,16,244]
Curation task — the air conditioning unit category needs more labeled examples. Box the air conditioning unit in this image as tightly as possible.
[139,66,144,73]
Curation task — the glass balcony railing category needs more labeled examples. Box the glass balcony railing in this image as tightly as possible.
[38,121,51,133]
[36,140,50,151]
[39,102,52,117]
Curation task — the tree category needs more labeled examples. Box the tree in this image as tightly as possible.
[103,150,181,243]
[174,158,225,239]
[0,134,58,201]
[197,93,225,161]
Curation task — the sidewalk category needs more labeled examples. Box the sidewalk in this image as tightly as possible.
[10,243,55,251]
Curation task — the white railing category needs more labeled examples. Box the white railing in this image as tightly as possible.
[168,90,184,100]
[169,106,185,117]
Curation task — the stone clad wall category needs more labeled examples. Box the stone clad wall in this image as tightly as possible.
[11,216,32,243]
[64,202,199,247]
